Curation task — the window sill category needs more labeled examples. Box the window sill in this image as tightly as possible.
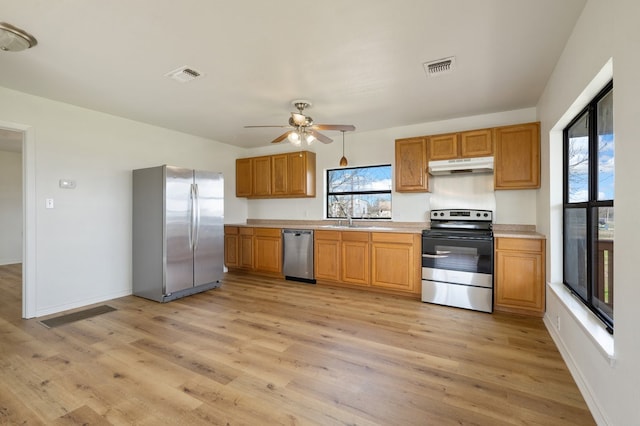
[547,282,615,363]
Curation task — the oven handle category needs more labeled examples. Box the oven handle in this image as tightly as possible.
[422,253,450,259]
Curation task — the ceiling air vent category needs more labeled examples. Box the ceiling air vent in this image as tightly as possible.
[423,56,456,78]
[164,66,204,83]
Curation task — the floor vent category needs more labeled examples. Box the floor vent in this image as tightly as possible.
[165,66,204,83]
[423,56,456,78]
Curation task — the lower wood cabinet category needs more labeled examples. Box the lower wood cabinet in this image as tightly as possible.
[494,237,546,316]
[253,228,282,275]
[371,232,421,293]
[315,230,421,296]
[314,230,341,282]
[225,226,256,270]
[341,232,370,286]
[224,226,239,268]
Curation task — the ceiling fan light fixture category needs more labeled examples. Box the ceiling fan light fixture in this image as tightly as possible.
[288,131,301,146]
[305,132,315,144]
[0,22,37,52]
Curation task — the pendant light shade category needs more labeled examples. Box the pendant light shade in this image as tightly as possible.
[339,131,348,166]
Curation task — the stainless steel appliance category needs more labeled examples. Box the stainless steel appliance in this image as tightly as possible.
[422,209,494,313]
[132,165,224,302]
[282,229,315,283]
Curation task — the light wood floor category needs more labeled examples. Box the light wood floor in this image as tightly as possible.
[0,263,594,425]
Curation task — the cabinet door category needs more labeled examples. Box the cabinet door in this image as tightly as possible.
[236,158,252,197]
[460,129,493,158]
[239,228,254,270]
[494,122,540,189]
[370,233,420,293]
[288,151,316,196]
[494,238,545,316]
[224,227,239,268]
[252,156,272,196]
[315,231,341,282]
[341,232,370,286]
[395,137,428,192]
[254,228,282,274]
[428,133,459,160]
[271,154,288,196]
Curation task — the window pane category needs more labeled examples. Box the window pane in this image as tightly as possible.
[594,206,614,321]
[328,194,392,219]
[597,89,614,201]
[564,209,588,301]
[567,113,589,203]
[328,165,392,193]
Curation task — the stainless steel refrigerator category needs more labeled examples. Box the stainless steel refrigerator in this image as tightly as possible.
[132,165,224,302]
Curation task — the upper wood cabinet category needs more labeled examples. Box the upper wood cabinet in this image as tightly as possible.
[428,133,459,160]
[494,122,540,189]
[460,129,493,158]
[236,151,316,198]
[252,155,272,197]
[235,158,252,197]
[395,137,428,192]
[428,129,493,161]
[287,151,316,196]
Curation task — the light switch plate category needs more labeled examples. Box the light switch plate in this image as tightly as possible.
[45,198,54,209]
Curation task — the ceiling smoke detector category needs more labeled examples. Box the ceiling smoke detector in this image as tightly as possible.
[423,56,456,78]
[164,66,204,83]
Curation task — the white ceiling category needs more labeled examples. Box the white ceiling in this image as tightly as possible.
[0,0,586,149]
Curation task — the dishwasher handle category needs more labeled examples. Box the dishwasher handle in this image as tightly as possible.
[282,229,313,237]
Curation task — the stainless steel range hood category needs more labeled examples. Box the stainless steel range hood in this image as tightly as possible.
[428,156,494,175]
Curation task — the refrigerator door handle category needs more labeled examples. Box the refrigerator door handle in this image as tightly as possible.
[188,183,195,251]
[192,183,200,252]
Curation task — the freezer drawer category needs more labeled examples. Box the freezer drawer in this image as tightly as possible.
[282,229,315,283]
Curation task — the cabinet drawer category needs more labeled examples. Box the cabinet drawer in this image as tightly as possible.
[496,238,543,252]
[371,232,415,244]
[315,230,341,240]
[255,227,281,237]
[341,231,370,242]
[224,226,239,235]
[239,227,254,236]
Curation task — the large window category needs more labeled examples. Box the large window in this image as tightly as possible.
[327,165,392,219]
[563,80,614,331]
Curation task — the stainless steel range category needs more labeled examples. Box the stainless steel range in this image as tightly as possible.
[421,209,494,313]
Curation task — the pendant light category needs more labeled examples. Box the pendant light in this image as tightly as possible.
[339,131,348,167]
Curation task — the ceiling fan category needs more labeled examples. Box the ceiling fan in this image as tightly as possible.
[244,100,356,145]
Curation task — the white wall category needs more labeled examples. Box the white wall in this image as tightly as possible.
[245,107,538,224]
[0,87,249,317]
[537,1,640,424]
[0,150,22,264]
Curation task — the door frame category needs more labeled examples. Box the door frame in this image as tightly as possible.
[0,120,36,318]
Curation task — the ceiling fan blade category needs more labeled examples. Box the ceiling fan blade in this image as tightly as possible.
[244,125,292,128]
[313,124,356,132]
[291,112,307,126]
[271,132,291,143]
[310,130,333,144]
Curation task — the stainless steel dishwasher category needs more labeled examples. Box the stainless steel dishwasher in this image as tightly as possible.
[282,229,315,283]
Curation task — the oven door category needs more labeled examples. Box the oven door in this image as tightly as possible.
[422,236,493,288]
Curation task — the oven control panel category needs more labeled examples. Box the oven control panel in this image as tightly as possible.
[430,209,492,222]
